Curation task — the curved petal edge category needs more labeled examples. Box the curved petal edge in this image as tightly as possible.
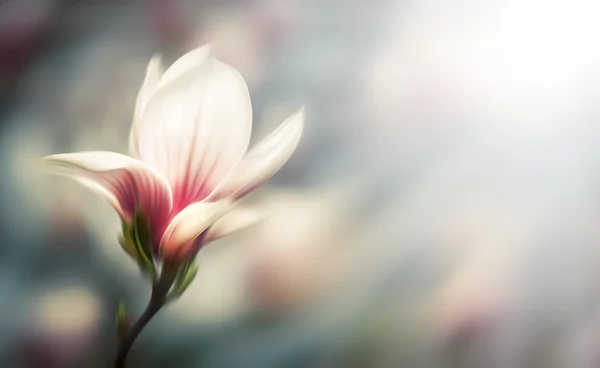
[159,199,234,261]
[208,107,305,201]
[203,207,264,244]
[43,151,172,242]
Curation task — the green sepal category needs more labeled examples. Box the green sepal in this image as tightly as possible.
[131,208,154,268]
[119,208,156,279]
[115,300,130,339]
[118,233,138,259]
[167,261,199,302]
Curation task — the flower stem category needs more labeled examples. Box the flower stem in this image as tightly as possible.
[114,265,179,368]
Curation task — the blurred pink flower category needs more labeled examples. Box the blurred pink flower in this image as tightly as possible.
[44,45,304,262]
[19,286,102,368]
[244,189,354,311]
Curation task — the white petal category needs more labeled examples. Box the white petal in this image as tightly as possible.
[129,45,212,158]
[203,207,264,244]
[136,54,252,212]
[208,108,305,201]
[43,151,172,242]
[158,44,212,87]
[160,200,233,260]
[130,56,163,157]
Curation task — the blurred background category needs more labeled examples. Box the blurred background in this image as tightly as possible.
[2,0,600,367]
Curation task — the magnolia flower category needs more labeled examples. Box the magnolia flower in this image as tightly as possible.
[44,45,304,264]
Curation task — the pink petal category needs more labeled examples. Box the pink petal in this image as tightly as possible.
[130,56,163,158]
[208,108,305,201]
[43,151,172,243]
[135,51,252,212]
[202,207,264,244]
[160,200,233,261]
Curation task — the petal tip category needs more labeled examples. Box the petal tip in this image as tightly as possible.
[295,106,306,118]
[40,155,57,173]
[287,106,306,128]
[203,43,214,56]
[285,106,306,142]
[40,153,72,173]
[194,43,214,60]
[148,54,163,71]
[42,153,62,161]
